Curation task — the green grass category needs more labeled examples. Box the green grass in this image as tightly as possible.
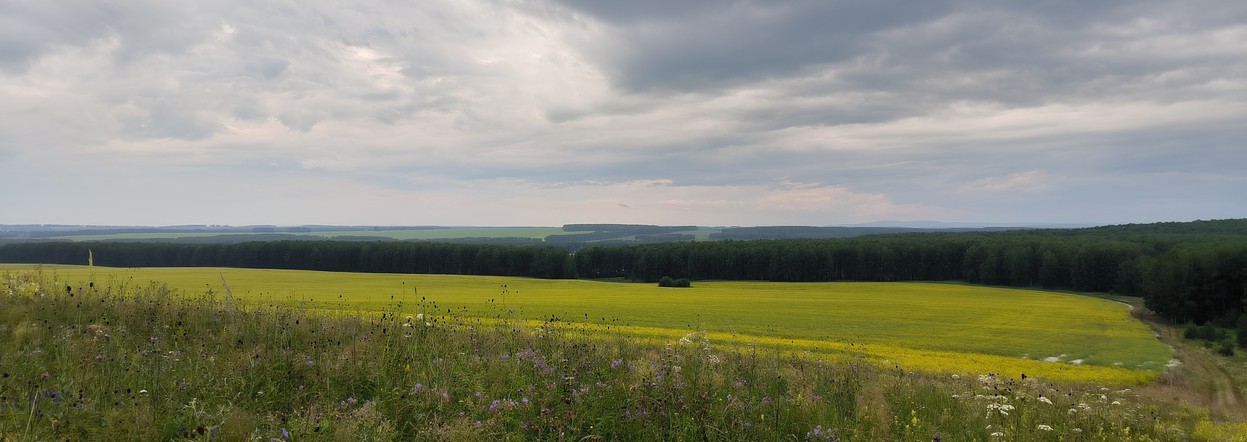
[0,265,1171,385]
[0,270,1229,441]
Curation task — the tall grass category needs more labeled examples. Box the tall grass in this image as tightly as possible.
[0,270,1228,440]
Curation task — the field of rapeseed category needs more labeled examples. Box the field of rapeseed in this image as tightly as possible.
[0,264,1170,386]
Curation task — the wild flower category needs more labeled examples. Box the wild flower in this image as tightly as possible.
[1038,396,1053,405]
[990,432,1005,437]
[806,425,840,441]
[1037,424,1053,431]
[986,403,1015,416]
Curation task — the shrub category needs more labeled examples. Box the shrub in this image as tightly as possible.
[1218,342,1236,357]
[657,277,691,288]
[1183,324,1200,339]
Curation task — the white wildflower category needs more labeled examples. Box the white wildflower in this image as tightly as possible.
[1112,400,1121,405]
[986,403,1015,416]
[1038,396,1053,405]
[1037,424,1053,431]
[991,432,1005,437]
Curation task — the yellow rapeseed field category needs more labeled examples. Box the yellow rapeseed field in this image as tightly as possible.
[4,264,1170,385]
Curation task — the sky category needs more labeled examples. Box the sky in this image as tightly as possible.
[1,0,1245,227]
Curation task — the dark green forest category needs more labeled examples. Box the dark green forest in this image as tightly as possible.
[0,241,579,279]
[2,219,1244,326]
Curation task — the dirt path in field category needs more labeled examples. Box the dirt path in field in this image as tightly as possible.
[1164,325,1243,414]
[1124,297,1246,421]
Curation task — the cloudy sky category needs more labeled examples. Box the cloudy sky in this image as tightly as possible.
[2,0,1244,227]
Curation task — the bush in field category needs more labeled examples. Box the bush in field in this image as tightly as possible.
[1184,323,1230,342]
[657,276,691,288]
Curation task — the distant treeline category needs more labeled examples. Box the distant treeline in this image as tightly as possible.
[545,224,697,243]
[707,225,1019,240]
[0,241,578,279]
[2,219,1244,326]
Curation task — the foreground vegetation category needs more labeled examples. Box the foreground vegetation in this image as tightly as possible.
[2,271,1241,441]
[0,265,1170,386]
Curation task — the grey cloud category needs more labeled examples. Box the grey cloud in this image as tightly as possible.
[0,0,218,70]
[119,98,216,140]
[569,1,954,92]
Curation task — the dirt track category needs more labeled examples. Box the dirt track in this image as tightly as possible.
[1139,303,1246,421]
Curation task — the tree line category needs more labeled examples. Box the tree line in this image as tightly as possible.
[1,219,1244,326]
[0,241,578,279]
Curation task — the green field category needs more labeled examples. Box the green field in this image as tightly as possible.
[1,264,1171,385]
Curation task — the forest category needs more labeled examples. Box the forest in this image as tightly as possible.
[1,219,1244,326]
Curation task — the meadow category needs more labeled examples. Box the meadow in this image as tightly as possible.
[1,268,1240,441]
[0,265,1171,386]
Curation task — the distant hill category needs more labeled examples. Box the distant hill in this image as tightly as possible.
[708,225,1023,240]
